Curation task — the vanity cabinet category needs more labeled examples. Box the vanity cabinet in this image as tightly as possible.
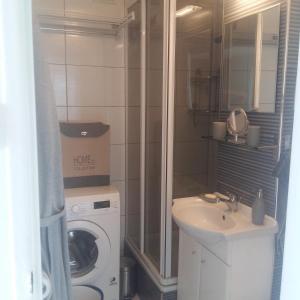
[177,231,202,300]
[178,231,229,300]
[199,247,228,300]
[177,229,275,300]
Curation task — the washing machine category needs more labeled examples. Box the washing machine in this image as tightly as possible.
[65,186,120,300]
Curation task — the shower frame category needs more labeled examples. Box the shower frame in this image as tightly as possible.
[126,0,178,289]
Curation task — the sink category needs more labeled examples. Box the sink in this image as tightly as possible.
[175,205,236,231]
[172,196,278,244]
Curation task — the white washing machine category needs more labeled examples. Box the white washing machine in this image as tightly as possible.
[65,186,120,300]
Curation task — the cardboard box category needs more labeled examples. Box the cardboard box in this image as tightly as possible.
[60,122,110,188]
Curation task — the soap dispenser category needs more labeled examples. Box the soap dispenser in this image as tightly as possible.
[252,189,265,225]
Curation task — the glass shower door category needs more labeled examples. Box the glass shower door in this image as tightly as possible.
[144,0,166,271]
[169,0,222,277]
[126,0,142,251]
[126,0,222,283]
[126,0,168,275]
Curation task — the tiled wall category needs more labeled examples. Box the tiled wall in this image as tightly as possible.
[275,0,300,298]
[33,0,127,255]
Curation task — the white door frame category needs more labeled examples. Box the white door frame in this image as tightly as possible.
[139,0,171,277]
[280,37,300,300]
[138,0,178,281]
[0,1,42,299]
[160,0,171,276]
[165,0,177,278]
[140,0,146,255]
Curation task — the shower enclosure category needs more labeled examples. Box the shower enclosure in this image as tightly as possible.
[126,0,222,289]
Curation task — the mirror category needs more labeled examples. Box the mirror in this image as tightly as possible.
[222,5,280,113]
[227,108,249,144]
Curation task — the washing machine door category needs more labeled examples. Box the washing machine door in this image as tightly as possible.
[67,220,111,284]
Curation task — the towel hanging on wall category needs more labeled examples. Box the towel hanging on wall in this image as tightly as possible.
[34,37,72,300]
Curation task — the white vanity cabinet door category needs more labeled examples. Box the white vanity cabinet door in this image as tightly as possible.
[177,230,202,300]
[199,247,229,300]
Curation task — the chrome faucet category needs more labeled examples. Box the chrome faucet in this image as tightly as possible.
[217,192,239,212]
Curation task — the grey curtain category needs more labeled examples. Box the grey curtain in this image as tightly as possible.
[35,50,72,299]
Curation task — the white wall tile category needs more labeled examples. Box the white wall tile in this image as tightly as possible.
[111,145,125,181]
[65,0,125,19]
[38,32,66,64]
[112,180,126,215]
[49,64,67,106]
[56,107,67,121]
[32,0,65,15]
[68,106,125,144]
[66,34,124,67]
[67,66,125,107]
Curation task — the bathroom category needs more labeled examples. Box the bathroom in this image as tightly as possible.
[1,0,300,299]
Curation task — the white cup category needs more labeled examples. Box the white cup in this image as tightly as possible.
[212,122,226,141]
[247,125,260,147]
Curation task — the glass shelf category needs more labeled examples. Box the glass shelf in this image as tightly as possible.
[201,136,278,152]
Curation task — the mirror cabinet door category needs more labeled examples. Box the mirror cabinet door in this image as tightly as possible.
[257,6,280,113]
[223,14,258,112]
[222,5,280,113]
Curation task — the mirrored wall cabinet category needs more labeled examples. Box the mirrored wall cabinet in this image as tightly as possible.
[222,5,280,113]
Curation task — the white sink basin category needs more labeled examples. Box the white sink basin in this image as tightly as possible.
[172,196,278,244]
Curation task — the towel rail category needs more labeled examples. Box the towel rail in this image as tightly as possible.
[38,12,135,36]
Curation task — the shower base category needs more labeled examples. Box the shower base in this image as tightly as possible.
[125,239,177,300]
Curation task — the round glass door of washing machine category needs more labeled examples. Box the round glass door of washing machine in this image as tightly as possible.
[67,220,111,283]
[68,230,98,278]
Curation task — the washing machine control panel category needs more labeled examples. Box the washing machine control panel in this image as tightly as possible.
[67,199,119,218]
[94,200,110,209]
